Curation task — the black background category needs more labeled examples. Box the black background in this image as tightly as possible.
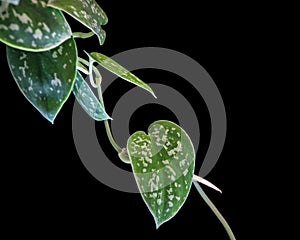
[1,1,272,239]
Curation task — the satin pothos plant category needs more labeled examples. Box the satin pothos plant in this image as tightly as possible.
[0,1,236,239]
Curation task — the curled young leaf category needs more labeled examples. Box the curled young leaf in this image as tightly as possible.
[0,0,72,51]
[7,38,77,123]
[127,120,195,228]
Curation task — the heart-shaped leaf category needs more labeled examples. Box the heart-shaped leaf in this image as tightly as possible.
[48,0,107,45]
[73,71,111,121]
[7,38,77,123]
[87,52,156,98]
[127,120,195,228]
[0,0,72,51]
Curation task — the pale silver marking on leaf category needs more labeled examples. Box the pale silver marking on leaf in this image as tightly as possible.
[33,28,42,39]
[12,8,33,25]
[9,23,19,30]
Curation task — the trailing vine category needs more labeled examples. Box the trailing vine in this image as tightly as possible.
[0,1,236,239]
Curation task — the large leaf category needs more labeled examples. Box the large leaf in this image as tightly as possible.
[48,0,107,45]
[0,0,72,51]
[7,38,77,123]
[87,52,156,98]
[73,71,111,121]
[127,120,195,228]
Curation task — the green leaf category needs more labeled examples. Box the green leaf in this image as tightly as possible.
[48,0,107,45]
[127,120,195,228]
[0,0,20,5]
[73,71,111,121]
[87,52,156,98]
[0,0,72,51]
[7,38,77,123]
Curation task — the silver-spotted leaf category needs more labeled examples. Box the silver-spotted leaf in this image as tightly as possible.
[0,0,72,51]
[48,0,107,45]
[73,71,111,121]
[127,120,195,228]
[7,38,77,123]
[87,52,156,98]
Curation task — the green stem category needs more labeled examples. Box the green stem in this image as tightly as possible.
[78,57,102,87]
[73,31,94,39]
[104,120,122,153]
[77,62,89,75]
[97,87,122,153]
[81,56,123,155]
[78,57,90,66]
[193,181,237,240]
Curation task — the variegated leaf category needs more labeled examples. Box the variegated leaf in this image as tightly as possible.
[7,38,77,123]
[73,71,111,121]
[127,120,195,228]
[0,0,72,51]
[48,0,107,45]
[87,52,156,98]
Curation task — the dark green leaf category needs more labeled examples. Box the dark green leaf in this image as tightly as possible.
[7,38,77,123]
[0,0,72,51]
[87,52,156,98]
[127,120,195,228]
[48,0,107,45]
[73,71,111,121]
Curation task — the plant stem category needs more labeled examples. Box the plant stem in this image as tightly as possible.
[78,57,90,66]
[77,62,89,75]
[104,120,122,153]
[73,31,94,39]
[78,57,102,87]
[81,55,123,154]
[97,87,122,153]
[193,181,237,240]
[78,57,100,77]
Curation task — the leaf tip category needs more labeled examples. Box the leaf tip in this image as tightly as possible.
[42,111,56,124]
[155,218,168,229]
[47,116,55,124]
[155,219,162,229]
[192,175,222,193]
[102,115,113,121]
[46,116,55,125]
[151,91,157,99]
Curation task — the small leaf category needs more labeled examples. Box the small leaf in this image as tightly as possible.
[48,0,107,45]
[0,0,20,5]
[87,52,156,98]
[7,38,77,123]
[0,0,72,51]
[127,120,195,228]
[73,71,111,121]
